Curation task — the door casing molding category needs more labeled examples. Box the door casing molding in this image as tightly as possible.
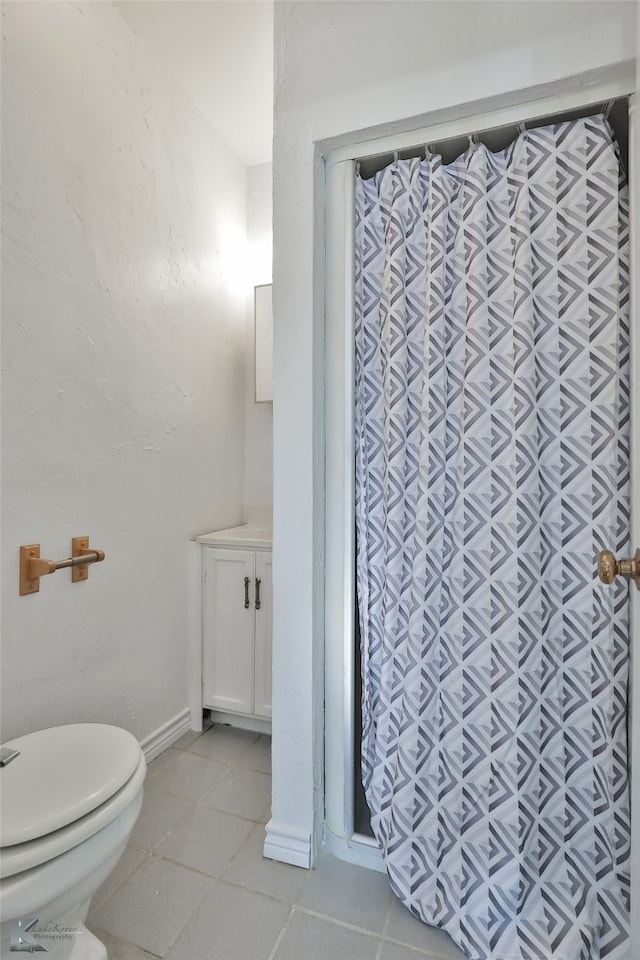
[322,70,639,953]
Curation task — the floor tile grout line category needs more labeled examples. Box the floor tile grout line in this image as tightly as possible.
[295,904,386,941]
[383,944,446,960]
[87,853,219,952]
[87,850,151,918]
[375,889,395,959]
[144,778,227,802]
[265,903,297,960]
[122,788,273,884]
[88,925,162,960]
[89,849,223,918]
[140,826,301,906]
[142,766,271,829]
[382,929,463,959]
[139,799,268,842]
[146,752,235,786]
[183,750,272,775]
[129,847,255,886]
[215,873,307,908]
[381,888,394,936]
[220,818,272,880]
[148,729,272,780]
[129,794,199,854]
[201,761,271,780]
[156,876,222,960]
[141,779,269,823]
[154,744,271,778]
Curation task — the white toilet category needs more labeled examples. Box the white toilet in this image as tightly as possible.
[0,723,146,959]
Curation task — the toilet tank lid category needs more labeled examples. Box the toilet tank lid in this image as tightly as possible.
[0,724,143,847]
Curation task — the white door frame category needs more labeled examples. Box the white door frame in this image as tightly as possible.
[628,38,640,945]
[323,66,640,946]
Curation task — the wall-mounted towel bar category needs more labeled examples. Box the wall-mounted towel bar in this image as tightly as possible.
[20,537,105,596]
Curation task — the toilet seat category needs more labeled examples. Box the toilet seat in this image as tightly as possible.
[0,724,146,879]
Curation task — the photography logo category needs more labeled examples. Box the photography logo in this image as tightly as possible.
[10,918,79,951]
[10,918,47,952]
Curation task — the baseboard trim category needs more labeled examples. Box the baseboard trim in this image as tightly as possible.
[263,819,312,869]
[140,708,191,763]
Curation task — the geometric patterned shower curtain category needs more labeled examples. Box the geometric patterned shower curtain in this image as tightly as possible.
[354,116,631,960]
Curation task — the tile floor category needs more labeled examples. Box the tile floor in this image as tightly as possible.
[88,724,467,960]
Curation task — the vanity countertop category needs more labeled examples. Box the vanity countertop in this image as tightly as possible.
[195,524,272,550]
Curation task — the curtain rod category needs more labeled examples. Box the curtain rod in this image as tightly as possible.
[354,95,628,177]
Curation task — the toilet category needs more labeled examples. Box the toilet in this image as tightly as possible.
[0,723,146,959]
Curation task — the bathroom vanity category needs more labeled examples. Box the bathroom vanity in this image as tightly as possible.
[191,524,272,731]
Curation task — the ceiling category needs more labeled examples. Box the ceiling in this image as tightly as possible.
[113,1,274,167]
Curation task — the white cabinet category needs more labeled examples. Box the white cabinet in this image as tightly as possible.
[202,547,272,719]
[194,524,272,727]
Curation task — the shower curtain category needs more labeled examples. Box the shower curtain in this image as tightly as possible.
[354,116,630,960]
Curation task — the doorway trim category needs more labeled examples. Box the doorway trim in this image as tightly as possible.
[322,64,639,921]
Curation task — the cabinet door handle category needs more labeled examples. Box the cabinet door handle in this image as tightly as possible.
[244,576,250,609]
[255,577,261,610]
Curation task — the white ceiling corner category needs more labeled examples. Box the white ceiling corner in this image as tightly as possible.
[113,0,274,167]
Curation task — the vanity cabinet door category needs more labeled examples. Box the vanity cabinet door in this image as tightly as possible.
[253,551,273,718]
[202,548,255,716]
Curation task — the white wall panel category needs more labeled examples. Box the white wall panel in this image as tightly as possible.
[1,1,247,743]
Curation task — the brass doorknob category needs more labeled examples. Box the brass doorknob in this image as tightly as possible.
[598,548,640,590]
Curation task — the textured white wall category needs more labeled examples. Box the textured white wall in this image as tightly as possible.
[244,162,273,520]
[113,0,274,167]
[270,0,637,865]
[1,1,247,743]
